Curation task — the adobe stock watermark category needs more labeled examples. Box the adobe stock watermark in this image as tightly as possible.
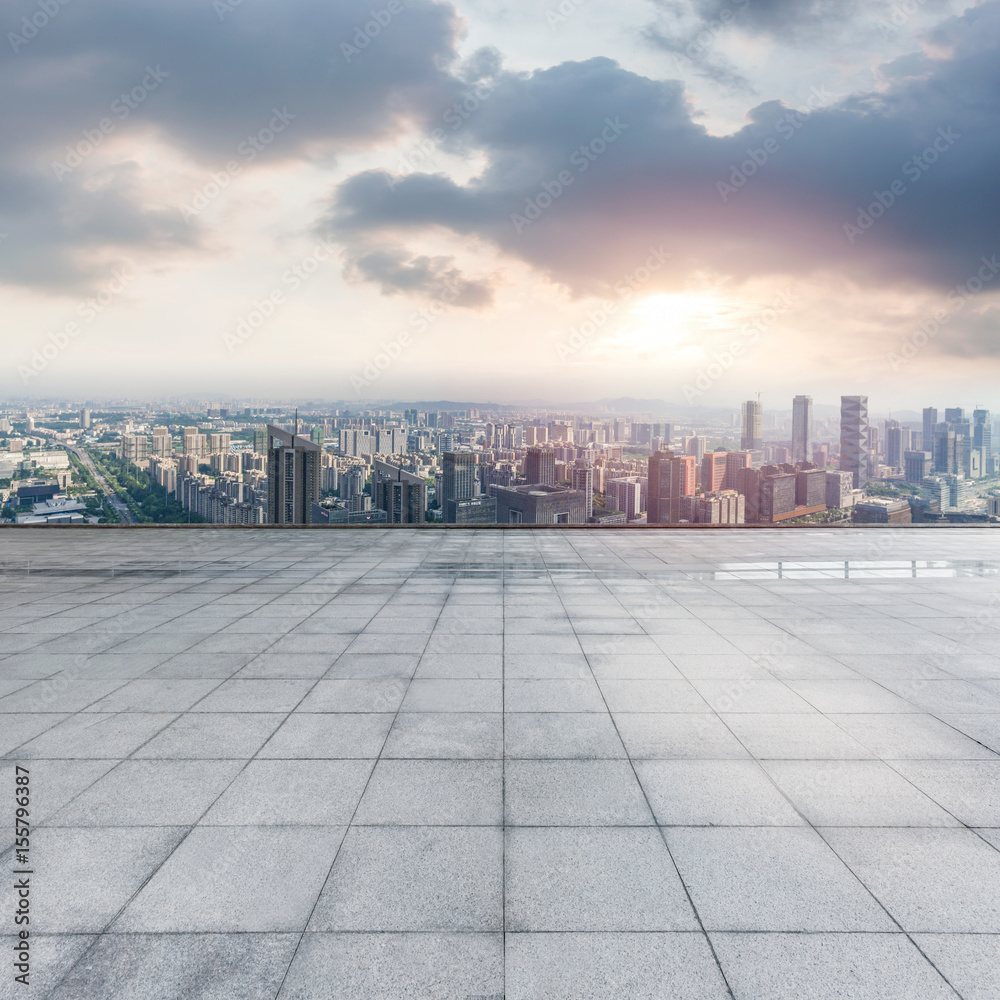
[843,126,960,243]
[887,254,999,371]
[511,116,629,233]
[683,288,796,401]
[224,240,337,351]
[17,266,134,384]
[340,1,406,63]
[556,246,672,361]
[179,108,296,222]
[877,0,933,38]
[545,0,590,28]
[717,86,833,202]
[673,0,749,73]
[52,66,170,180]
[8,0,73,54]
[350,277,467,393]
[388,79,497,189]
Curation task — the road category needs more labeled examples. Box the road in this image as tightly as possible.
[66,445,135,524]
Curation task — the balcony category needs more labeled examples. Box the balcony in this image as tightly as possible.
[2,527,999,998]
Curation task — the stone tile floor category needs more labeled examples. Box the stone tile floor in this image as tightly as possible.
[0,526,999,999]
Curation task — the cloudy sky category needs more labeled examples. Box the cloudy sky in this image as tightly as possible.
[2,0,999,409]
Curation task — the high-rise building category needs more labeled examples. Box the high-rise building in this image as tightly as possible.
[759,472,797,522]
[934,423,959,475]
[685,490,745,525]
[795,468,826,508]
[310,426,325,447]
[442,451,477,523]
[974,408,992,474]
[607,477,643,520]
[524,447,556,486]
[79,408,91,429]
[374,460,427,524]
[121,434,150,464]
[647,450,696,525]
[885,422,912,469]
[791,395,812,464]
[151,427,173,457]
[840,395,870,488]
[723,451,751,490]
[741,399,763,451]
[904,451,933,484]
[266,424,321,525]
[701,452,729,492]
[922,407,938,452]
[825,470,856,510]
[571,461,594,518]
[684,435,707,464]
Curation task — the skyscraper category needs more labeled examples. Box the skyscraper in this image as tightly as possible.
[922,407,938,452]
[374,460,427,524]
[266,424,321,524]
[442,451,477,523]
[885,421,911,470]
[571,460,594,518]
[741,399,763,451]
[840,395,870,488]
[647,450,696,525]
[791,395,812,464]
[525,446,556,486]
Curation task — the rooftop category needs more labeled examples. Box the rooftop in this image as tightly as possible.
[2,527,999,999]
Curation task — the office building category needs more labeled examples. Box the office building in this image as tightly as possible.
[571,461,594,518]
[607,477,643,521]
[266,424,321,525]
[448,496,497,524]
[374,460,427,524]
[723,451,751,490]
[524,447,556,486]
[647,450,696,525]
[885,421,911,469]
[741,399,763,451]
[442,451,477,523]
[840,395,870,488]
[904,451,933,484]
[493,485,586,524]
[791,395,812,464]
[853,498,913,524]
[922,407,938,452]
[79,408,91,429]
[701,451,729,493]
[826,470,856,510]
[759,472,797,522]
[684,435,707,465]
[934,423,960,475]
[795,468,827,508]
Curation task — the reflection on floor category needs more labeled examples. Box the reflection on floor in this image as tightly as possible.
[1,527,999,999]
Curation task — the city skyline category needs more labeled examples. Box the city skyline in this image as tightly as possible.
[3,0,1000,404]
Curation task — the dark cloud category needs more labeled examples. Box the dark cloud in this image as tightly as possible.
[346,244,496,306]
[324,3,1000,309]
[0,0,464,288]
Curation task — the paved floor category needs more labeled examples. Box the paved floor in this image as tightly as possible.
[1,527,999,999]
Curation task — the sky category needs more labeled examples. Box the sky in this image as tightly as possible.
[2,0,999,411]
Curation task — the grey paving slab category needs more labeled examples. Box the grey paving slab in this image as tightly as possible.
[3,827,187,933]
[114,826,346,932]
[5,527,1000,996]
[763,760,960,827]
[505,760,654,825]
[0,935,96,1000]
[354,759,502,825]
[309,826,502,931]
[821,827,1000,932]
[132,712,283,758]
[277,933,503,1000]
[50,759,244,826]
[47,933,299,1000]
[505,827,698,931]
[664,827,897,931]
[912,933,1000,1000]
[712,932,958,1000]
[201,759,375,825]
[504,932,731,1000]
[636,760,805,826]
[505,712,626,758]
